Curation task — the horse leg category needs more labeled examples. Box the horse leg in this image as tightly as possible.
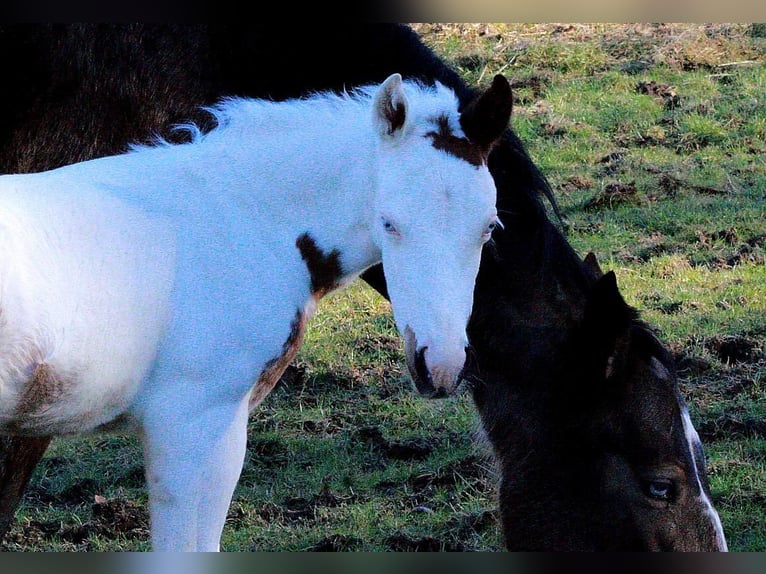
[195,397,249,551]
[0,435,51,540]
[140,395,250,551]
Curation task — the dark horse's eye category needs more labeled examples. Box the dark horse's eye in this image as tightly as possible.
[644,479,675,501]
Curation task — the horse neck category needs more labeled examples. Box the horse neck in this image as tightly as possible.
[181,99,383,280]
[470,130,593,383]
[471,219,591,376]
[470,217,595,454]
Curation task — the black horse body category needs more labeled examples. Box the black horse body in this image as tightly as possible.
[0,23,724,551]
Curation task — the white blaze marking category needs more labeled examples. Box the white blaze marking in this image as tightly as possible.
[650,357,728,551]
[681,407,729,551]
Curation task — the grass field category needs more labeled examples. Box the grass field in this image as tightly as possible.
[2,23,764,552]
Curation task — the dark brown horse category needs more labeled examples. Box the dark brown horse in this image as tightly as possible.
[467,217,729,549]
[0,23,726,551]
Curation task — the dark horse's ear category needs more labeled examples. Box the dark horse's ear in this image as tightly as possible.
[583,251,604,279]
[582,271,638,380]
[459,74,513,152]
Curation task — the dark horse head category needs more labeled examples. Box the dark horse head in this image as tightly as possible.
[465,130,728,550]
[0,23,726,551]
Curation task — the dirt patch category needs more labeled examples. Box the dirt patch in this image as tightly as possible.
[657,173,681,198]
[652,173,730,197]
[354,426,434,461]
[558,175,594,194]
[509,74,550,103]
[90,496,147,534]
[705,336,764,365]
[23,472,147,509]
[3,496,148,550]
[280,497,319,522]
[454,53,484,71]
[724,234,766,267]
[584,181,640,211]
[596,152,626,175]
[254,482,357,526]
[696,228,740,246]
[634,232,670,261]
[540,120,568,137]
[58,478,99,507]
[657,301,684,315]
[636,81,680,110]
[680,355,765,445]
[697,415,766,442]
[680,354,764,398]
[674,353,714,377]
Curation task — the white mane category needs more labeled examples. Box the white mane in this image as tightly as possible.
[132,79,463,150]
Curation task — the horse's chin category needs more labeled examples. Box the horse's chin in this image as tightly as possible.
[403,326,463,398]
[407,364,462,399]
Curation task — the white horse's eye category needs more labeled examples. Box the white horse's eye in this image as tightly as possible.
[382,218,399,236]
[482,217,501,242]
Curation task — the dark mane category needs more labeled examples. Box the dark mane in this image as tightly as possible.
[631,319,675,366]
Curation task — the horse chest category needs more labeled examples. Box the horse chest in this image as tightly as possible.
[164,229,337,410]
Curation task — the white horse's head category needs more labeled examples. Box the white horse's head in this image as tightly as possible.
[370,73,512,397]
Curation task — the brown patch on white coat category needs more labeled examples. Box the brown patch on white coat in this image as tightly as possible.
[427,74,514,168]
[249,233,344,409]
[426,115,486,168]
[6,364,70,435]
[249,309,307,409]
[295,232,343,300]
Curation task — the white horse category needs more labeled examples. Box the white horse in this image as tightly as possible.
[0,72,512,550]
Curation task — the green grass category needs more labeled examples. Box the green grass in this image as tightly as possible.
[3,23,765,552]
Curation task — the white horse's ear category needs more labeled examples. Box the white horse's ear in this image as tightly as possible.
[373,73,408,138]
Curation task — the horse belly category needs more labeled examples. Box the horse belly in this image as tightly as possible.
[0,185,176,435]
